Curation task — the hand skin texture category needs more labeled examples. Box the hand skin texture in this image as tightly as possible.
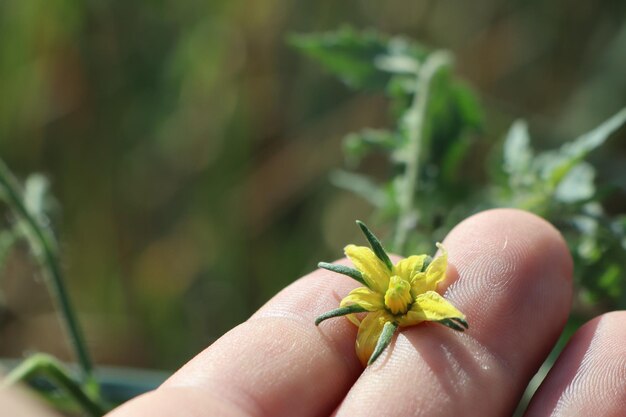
[4,210,626,416]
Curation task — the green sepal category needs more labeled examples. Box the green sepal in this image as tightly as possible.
[421,255,433,272]
[438,317,468,332]
[368,321,398,366]
[315,304,368,326]
[318,262,367,287]
[356,220,393,271]
[453,317,469,329]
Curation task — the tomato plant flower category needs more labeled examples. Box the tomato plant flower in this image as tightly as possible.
[316,221,467,366]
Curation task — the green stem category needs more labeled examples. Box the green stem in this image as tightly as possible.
[4,354,107,417]
[393,51,452,253]
[0,159,93,379]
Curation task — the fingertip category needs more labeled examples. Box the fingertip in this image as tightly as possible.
[525,311,626,416]
[446,209,573,282]
[151,262,364,417]
[334,209,576,417]
[442,209,573,360]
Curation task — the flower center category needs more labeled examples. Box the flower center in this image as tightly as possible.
[384,275,412,315]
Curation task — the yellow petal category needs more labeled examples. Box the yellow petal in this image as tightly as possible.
[344,313,361,327]
[355,310,392,366]
[393,255,427,282]
[411,243,448,295]
[383,275,412,315]
[397,290,465,327]
[344,245,390,294]
[340,287,385,311]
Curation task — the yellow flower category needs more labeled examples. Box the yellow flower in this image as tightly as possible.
[316,221,467,366]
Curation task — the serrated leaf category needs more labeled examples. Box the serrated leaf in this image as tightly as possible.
[289,27,426,91]
[540,107,626,186]
[554,162,595,203]
[289,28,390,90]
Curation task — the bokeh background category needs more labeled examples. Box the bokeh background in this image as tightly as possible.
[1,0,625,372]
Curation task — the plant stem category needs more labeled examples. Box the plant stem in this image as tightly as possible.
[0,159,93,379]
[3,354,107,417]
[393,51,452,253]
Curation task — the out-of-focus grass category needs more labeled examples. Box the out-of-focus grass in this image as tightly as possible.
[0,0,625,372]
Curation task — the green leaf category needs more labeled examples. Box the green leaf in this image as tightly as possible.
[289,27,426,91]
[554,162,596,203]
[539,107,626,186]
[289,27,389,90]
[416,72,483,176]
[598,264,622,299]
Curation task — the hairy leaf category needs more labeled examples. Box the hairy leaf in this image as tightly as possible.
[554,162,595,203]
[539,107,626,186]
[289,27,426,91]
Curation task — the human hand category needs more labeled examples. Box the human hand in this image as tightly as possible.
[105,210,626,417]
[101,210,626,416]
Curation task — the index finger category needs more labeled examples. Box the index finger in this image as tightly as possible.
[107,260,365,417]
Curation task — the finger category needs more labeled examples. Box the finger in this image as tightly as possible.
[0,384,60,417]
[524,311,626,416]
[106,261,365,417]
[334,209,573,417]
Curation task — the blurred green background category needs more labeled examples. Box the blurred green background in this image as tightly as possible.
[1,0,625,372]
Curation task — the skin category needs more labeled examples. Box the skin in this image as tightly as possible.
[3,209,626,416]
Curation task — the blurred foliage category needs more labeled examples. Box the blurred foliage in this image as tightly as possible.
[0,2,625,414]
[292,26,626,415]
[496,112,626,305]
[293,28,626,310]
[292,28,483,254]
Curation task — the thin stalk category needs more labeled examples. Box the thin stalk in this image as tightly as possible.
[0,159,93,379]
[4,354,107,417]
[393,51,452,253]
